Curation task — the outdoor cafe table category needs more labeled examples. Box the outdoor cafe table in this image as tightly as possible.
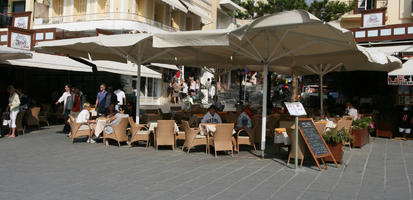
[93,117,107,137]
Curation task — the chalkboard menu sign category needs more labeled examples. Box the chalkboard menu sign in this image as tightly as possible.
[298,118,338,170]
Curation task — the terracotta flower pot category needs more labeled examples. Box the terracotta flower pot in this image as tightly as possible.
[325,142,343,163]
[352,128,369,148]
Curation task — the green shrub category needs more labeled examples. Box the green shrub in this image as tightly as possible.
[352,117,372,130]
[323,128,353,144]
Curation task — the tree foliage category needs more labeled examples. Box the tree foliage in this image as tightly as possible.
[234,0,355,22]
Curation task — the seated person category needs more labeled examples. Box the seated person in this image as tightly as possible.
[201,105,222,124]
[75,102,96,143]
[345,102,358,120]
[104,105,129,136]
[232,105,252,152]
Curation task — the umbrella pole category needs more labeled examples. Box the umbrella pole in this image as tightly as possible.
[136,63,141,123]
[320,74,324,117]
[261,63,268,158]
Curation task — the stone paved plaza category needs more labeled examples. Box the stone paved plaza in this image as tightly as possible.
[0,125,412,200]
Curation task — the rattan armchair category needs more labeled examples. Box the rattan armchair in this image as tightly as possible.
[128,117,150,148]
[154,120,176,151]
[68,115,91,143]
[209,123,234,157]
[181,120,208,154]
[103,117,129,147]
[236,128,257,152]
[26,107,40,128]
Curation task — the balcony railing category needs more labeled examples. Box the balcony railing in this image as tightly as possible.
[350,23,413,43]
[346,0,388,15]
[33,12,178,32]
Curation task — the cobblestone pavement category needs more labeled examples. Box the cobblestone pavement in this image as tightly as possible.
[0,125,412,200]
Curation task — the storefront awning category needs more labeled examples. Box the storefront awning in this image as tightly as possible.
[148,63,179,70]
[162,0,188,13]
[94,60,162,79]
[180,0,213,24]
[2,52,92,72]
[0,46,32,60]
[219,0,245,11]
[366,45,413,56]
[388,59,413,85]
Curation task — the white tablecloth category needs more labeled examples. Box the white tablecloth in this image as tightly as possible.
[94,119,107,137]
[274,131,290,145]
[148,122,179,133]
[199,123,236,136]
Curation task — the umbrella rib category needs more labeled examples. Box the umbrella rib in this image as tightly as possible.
[229,41,261,62]
[324,63,343,74]
[245,35,264,61]
[142,49,173,64]
[268,30,289,60]
[269,41,315,64]
[226,46,261,63]
[303,65,320,74]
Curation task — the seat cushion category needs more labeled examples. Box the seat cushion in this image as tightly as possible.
[195,134,206,139]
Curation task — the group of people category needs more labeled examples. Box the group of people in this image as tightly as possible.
[55,83,128,134]
[171,77,216,105]
[200,105,252,152]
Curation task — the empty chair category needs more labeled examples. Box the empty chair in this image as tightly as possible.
[209,123,234,157]
[16,110,26,135]
[26,107,40,128]
[181,120,208,154]
[68,115,91,143]
[129,117,150,148]
[103,117,129,147]
[154,120,176,151]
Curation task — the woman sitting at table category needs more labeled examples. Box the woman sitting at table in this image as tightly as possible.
[232,105,252,152]
[76,103,96,143]
[104,105,129,136]
[201,105,222,124]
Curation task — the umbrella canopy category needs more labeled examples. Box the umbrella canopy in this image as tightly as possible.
[36,34,173,123]
[0,46,32,60]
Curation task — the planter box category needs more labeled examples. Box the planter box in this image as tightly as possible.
[376,122,393,139]
[352,128,369,148]
[325,142,343,163]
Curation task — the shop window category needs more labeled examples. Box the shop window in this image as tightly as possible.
[0,0,8,14]
[358,0,375,12]
[13,1,26,13]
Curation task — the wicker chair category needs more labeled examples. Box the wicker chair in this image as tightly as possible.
[209,123,234,157]
[68,115,91,143]
[103,117,129,147]
[26,107,40,128]
[154,120,176,151]
[128,117,150,148]
[315,121,328,134]
[16,110,26,135]
[181,120,208,153]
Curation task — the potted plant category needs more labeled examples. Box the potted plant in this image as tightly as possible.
[322,128,352,163]
[352,117,371,148]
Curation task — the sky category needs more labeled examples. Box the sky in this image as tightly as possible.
[305,0,315,5]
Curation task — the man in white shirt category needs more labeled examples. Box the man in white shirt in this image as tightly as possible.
[345,102,358,120]
[114,88,126,111]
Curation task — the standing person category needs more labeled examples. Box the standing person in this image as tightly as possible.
[190,78,196,92]
[71,87,84,115]
[105,86,118,111]
[16,89,29,111]
[7,86,20,138]
[399,107,412,140]
[172,79,181,104]
[114,87,126,111]
[180,79,188,99]
[95,84,107,115]
[56,84,72,120]
[195,79,200,94]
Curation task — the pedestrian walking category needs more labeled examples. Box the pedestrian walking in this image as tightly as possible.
[114,87,126,111]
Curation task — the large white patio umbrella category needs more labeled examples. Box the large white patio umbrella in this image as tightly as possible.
[0,46,32,60]
[36,34,176,123]
[152,10,387,157]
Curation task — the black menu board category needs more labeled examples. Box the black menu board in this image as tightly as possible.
[298,120,330,157]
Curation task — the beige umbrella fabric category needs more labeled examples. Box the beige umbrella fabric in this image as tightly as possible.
[0,46,32,60]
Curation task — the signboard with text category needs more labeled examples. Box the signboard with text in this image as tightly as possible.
[388,75,413,85]
[284,102,307,116]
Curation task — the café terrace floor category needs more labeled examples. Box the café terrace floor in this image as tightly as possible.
[0,125,412,200]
